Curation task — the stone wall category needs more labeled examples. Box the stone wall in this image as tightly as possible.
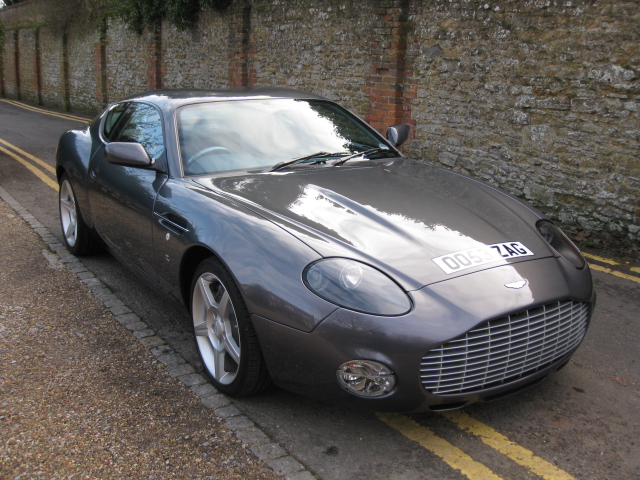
[1,0,638,245]
[407,1,639,244]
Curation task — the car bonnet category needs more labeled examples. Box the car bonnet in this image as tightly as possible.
[194,159,556,290]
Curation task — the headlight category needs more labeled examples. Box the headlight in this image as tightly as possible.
[337,360,396,397]
[536,220,585,269]
[303,258,411,316]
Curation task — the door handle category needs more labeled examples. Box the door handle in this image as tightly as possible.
[154,212,189,235]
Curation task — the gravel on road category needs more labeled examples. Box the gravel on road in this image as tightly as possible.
[0,197,282,480]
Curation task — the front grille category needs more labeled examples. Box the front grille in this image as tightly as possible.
[420,300,590,395]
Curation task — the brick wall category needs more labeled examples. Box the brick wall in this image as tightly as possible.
[1,0,638,244]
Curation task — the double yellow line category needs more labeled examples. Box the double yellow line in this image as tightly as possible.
[379,411,575,480]
[0,138,58,191]
[0,98,89,123]
[0,98,90,191]
[583,252,640,285]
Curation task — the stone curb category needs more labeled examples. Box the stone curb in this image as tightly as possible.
[0,185,317,480]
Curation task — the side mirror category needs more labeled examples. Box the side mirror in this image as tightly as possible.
[386,124,410,148]
[105,142,155,168]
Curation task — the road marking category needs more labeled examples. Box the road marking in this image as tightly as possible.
[582,252,619,266]
[0,138,56,174]
[377,412,503,480]
[588,263,640,285]
[0,98,90,123]
[442,411,576,480]
[0,143,58,191]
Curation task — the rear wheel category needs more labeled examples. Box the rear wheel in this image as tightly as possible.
[58,174,102,256]
[190,257,271,396]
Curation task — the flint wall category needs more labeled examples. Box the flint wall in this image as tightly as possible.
[1,0,638,244]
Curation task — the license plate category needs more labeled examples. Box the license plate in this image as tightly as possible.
[432,242,534,274]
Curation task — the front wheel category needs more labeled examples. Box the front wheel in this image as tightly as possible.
[190,257,271,397]
[59,174,102,256]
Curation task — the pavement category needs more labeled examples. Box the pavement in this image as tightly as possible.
[0,188,315,479]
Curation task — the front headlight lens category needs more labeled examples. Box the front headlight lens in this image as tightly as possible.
[303,258,411,316]
[537,220,585,269]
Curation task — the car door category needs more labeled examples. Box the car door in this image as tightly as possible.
[87,101,168,280]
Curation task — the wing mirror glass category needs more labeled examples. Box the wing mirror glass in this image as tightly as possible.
[105,142,155,168]
[386,124,410,147]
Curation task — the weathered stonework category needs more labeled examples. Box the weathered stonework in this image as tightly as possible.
[39,26,64,109]
[1,0,638,244]
[16,28,36,104]
[250,0,375,117]
[405,0,639,244]
[105,19,148,104]
[163,9,230,90]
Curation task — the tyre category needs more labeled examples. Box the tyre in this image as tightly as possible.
[58,174,102,256]
[190,257,271,396]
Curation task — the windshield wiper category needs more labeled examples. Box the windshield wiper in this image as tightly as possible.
[332,147,389,166]
[270,151,350,172]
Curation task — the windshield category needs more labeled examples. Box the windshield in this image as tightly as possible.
[177,99,394,175]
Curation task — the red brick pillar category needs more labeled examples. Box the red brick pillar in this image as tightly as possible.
[228,1,254,88]
[365,0,416,141]
[147,19,164,90]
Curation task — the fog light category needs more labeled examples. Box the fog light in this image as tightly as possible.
[336,360,396,397]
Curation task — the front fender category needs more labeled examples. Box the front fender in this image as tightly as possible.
[56,125,95,226]
[153,179,337,333]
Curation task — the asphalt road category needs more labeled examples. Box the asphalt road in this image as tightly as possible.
[1,98,639,480]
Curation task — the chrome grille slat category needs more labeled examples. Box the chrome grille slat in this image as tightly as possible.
[421,300,589,395]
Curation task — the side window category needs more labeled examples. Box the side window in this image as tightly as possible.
[113,103,165,160]
[103,102,130,141]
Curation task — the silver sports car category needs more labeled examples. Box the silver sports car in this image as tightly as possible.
[56,88,595,412]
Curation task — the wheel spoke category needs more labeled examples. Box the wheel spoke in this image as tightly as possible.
[64,219,76,239]
[60,197,74,214]
[193,320,208,337]
[223,332,241,364]
[214,348,228,381]
[197,276,218,312]
[218,291,231,320]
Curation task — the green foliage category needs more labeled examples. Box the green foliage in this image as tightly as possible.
[112,0,233,33]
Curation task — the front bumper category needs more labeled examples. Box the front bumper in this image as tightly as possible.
[251,257,595,412]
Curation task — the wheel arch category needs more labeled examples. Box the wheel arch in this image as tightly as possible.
[180,245,228,312]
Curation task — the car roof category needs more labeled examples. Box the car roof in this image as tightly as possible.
[120,87,329,110]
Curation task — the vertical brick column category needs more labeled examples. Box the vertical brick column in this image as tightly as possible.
[147,19,164,90]
[365,0,416,140]
[95,20,108,107]
[228,2,254,88]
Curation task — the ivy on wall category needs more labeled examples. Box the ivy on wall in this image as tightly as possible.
[112,0,233,33]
